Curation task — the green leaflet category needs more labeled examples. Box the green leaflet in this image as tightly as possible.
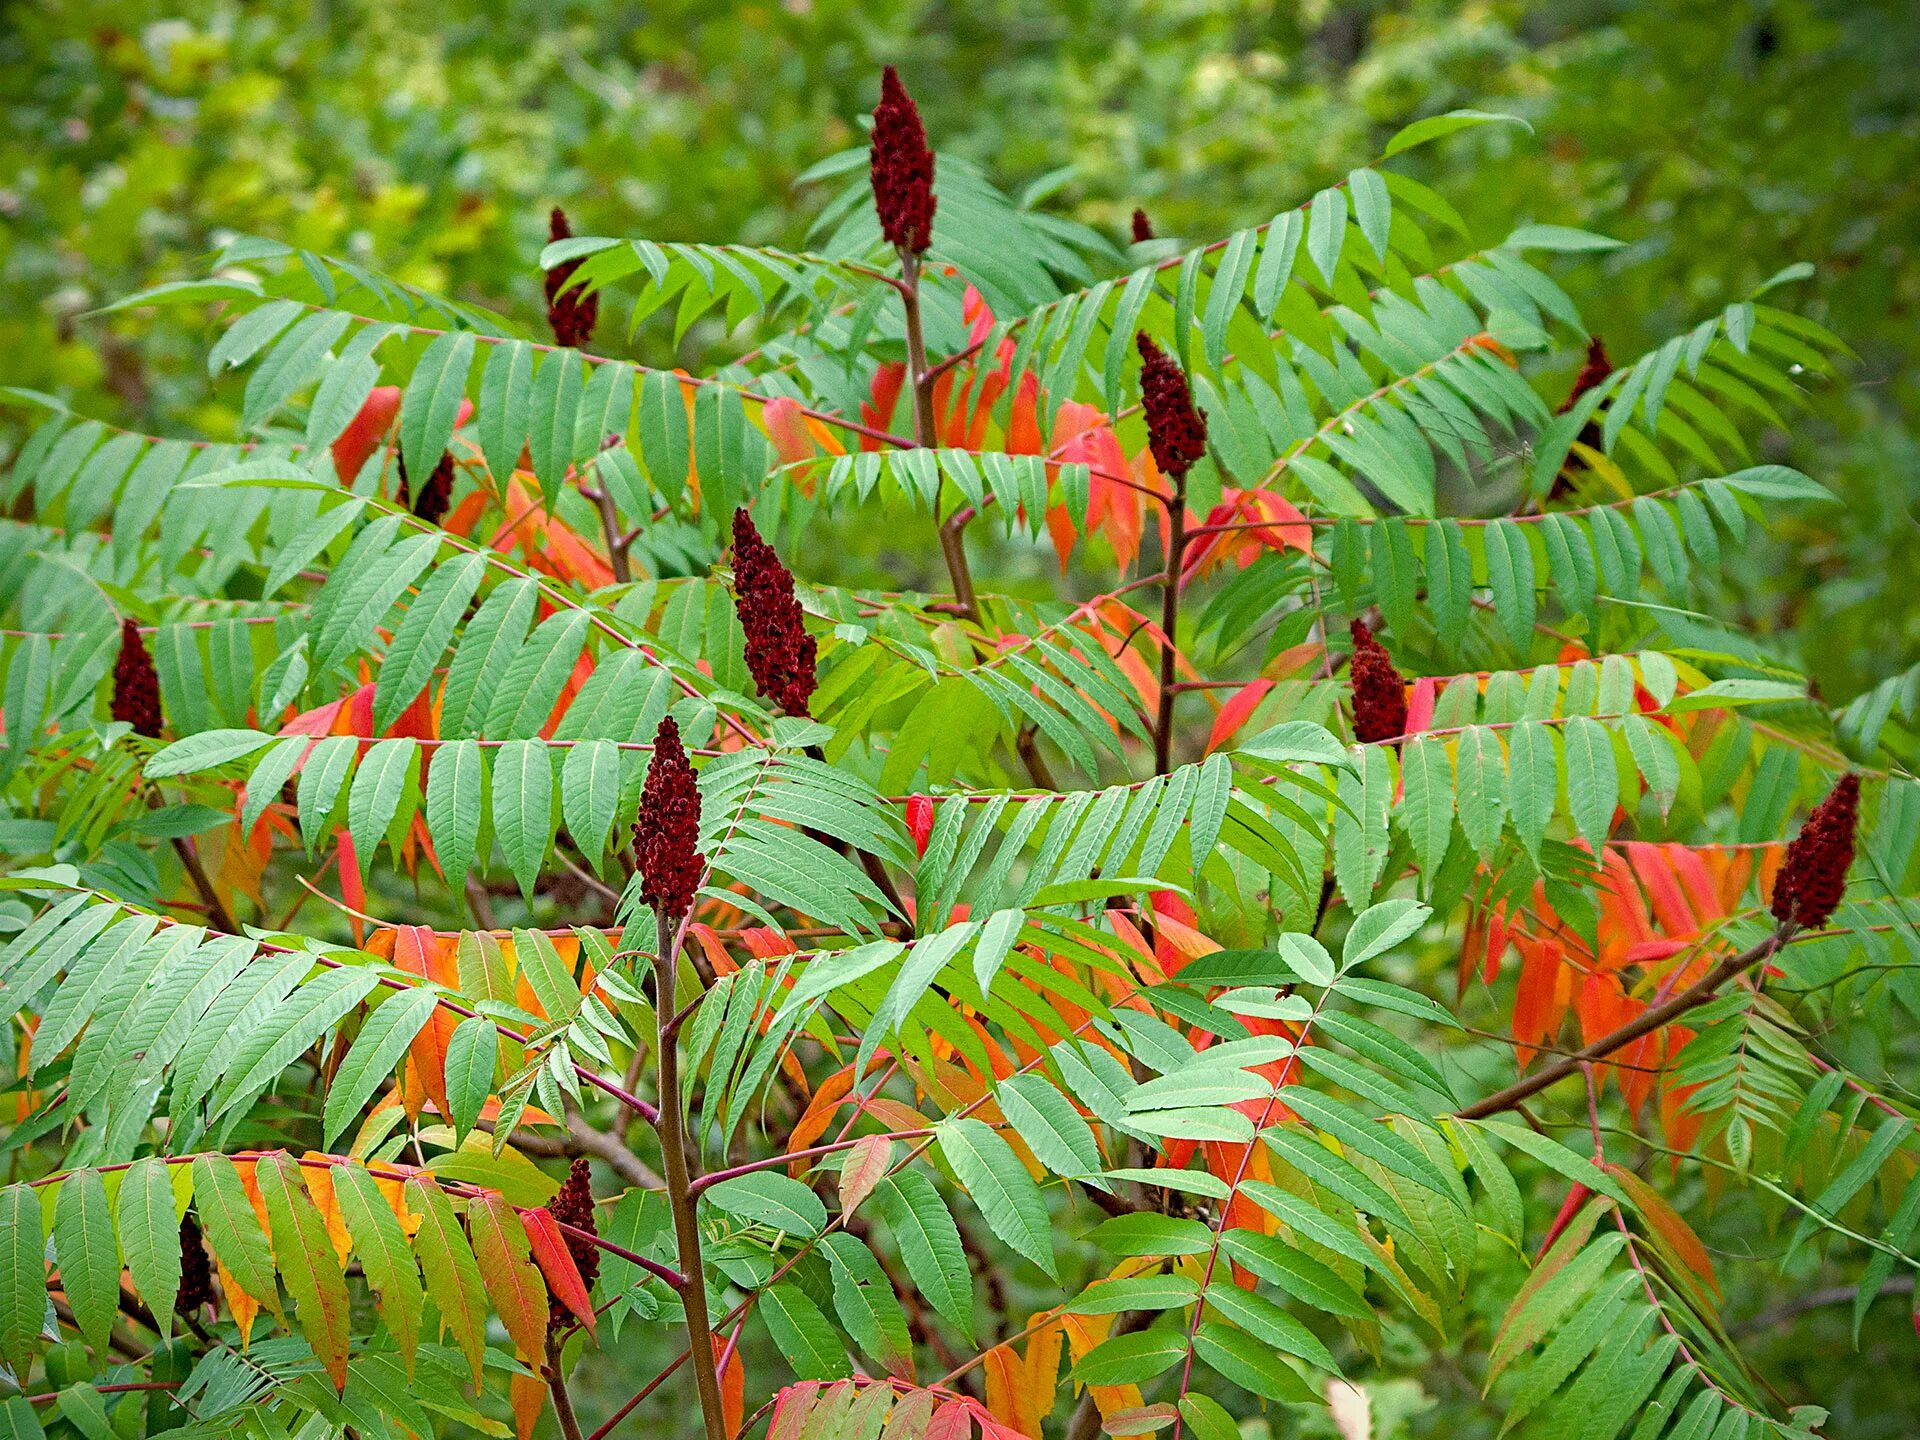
[935,1117,1055,1278]
[322,986,440,1148]
[399,330,477,480]
[0,1185,44,1377]
[188,1156,281,1323]
[444,1014,498,1143]
[403,1175,488,1385]
[873,1172,974,1341]
[346,737,416,863]
[1069,1327,1188,1385]
[703,1172,827,1238]
[425,737,485,893]
[116,1157,184,1335]
[51,1169,119,1357]
[478,339,536,483]
[818,1232,912,1377]
[759,1283,851,1381]
[561,739,623,870]
[255,1153,352,1387]
[996,1073,1102,1178]
[492,739,553,898]
[330,1163,424,1365]
[373,549,487,732]
[1454,726,1508,860]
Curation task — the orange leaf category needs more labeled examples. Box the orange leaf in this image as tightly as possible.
[213,1254,261,1347]
[1604,1161,1721,1299]
[336,830,367,947]
[983,1344,1037,1437]
[298,1163,354,1267]
[510,1371,548,1440]
[786,1067,857,1173]
[469,1192,549,1362]
[717,1334,745,1439]
[331,386,401,483]
[393,925,455,1123]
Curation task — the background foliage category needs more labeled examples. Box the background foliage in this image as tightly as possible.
[5,0,1916,697]
[1,2,1918,1438]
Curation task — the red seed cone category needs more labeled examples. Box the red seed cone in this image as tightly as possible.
[413,451,456,526]
[870,66,936,254]
[543,1158,600,1328]
[1131,208,1154,243]
[176,1216,215,1315]
[544,207,599,350]
[1771,773,1860,929]
[731,507,817,717]
[111,618,163,738]
[1557,335,1613,415]
[1136,332,1208,480]
[633,716,703,924]
[1348,620,1409,744]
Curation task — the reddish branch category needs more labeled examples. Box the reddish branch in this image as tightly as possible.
[632,723,727,1440]
[1137,333,1207,773]
[1455,927,1790,1119]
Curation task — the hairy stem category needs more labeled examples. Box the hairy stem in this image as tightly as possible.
[652,913,728,1440]
[1455,927,1789,1119]
[1153,473,1189,775]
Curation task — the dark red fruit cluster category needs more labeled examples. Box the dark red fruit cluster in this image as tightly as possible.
[177,1216,215,1316]
[544,207,599,350]
[544,1158,600,1328]
[413,451,456,526]
[111,618,163,739]
[1131,208,1154,243]
[634,716,703,923]
[1557,335,1613,415]
[731,507,817,717]
[1135,332,1208,480]
[1348,620,1409,744]
[870,66,936,254]
[1771,773,1860,929]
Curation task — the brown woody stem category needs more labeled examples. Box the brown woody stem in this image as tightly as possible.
[900,247,980,623]
[651,911,728,1440]
[581,478,633,585]
[545,1332,586,1440]
[1454,927,1790,1120]
[170,835,238,935]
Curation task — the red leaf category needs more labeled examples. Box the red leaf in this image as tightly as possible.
[906,794,935,857]
[1204,679,1273,755]
[331,385,401,483]
[521,1206,597,1333]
